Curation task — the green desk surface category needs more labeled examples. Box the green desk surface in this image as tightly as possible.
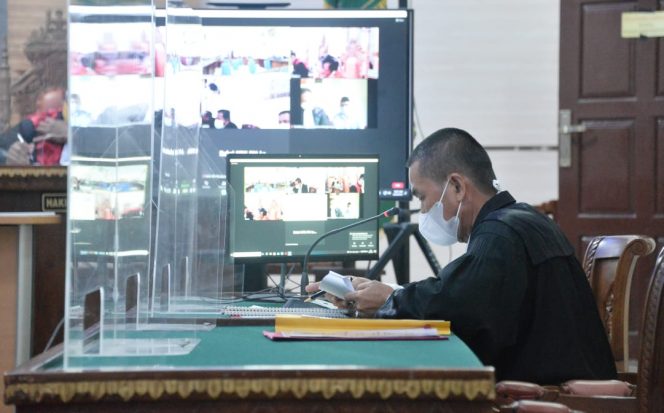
[53,326,483,371]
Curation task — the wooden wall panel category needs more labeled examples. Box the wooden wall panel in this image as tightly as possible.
[580,2,636,98]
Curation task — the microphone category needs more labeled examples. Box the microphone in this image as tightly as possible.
[300,206,400,296]
[17,119,38,143]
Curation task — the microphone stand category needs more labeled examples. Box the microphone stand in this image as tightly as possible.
[300,207,400,296]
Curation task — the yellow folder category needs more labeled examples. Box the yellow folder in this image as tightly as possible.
[275,315,451,336]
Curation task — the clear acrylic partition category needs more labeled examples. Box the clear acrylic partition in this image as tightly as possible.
[152,2,238,317]
[64,1,238,369]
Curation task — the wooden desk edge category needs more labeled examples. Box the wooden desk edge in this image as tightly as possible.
[0,167,67,179]
[0,212,62,225]
[5,362,495,405]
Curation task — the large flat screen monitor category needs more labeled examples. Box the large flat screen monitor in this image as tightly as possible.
[187,9,413,200]
[227,154,380,263]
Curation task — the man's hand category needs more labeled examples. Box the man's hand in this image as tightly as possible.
[344,281,394,317]
[36,118,68,144]
[304,276,373,309]
[6,141,33,165]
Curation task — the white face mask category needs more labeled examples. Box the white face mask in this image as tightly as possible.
[418,179,462,246]
[214,119,224,129]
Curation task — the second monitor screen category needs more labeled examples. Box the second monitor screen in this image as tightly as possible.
[228,155,379,263]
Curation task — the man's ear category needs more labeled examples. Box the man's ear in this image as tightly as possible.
[448,173,466,201]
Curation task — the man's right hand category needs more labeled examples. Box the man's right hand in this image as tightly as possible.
[6,141,33,165]
[345,280,394,317]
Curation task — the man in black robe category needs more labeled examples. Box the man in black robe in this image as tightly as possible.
[306,127,616,384]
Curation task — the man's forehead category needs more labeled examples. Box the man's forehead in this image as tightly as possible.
[408,165,430,193]
[408,161,430,183]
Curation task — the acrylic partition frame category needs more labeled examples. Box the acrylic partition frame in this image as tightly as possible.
[64,2,241,370]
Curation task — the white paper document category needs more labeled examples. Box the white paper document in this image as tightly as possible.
[319,271,355,299]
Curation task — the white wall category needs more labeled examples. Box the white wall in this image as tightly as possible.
[381,0,561,283]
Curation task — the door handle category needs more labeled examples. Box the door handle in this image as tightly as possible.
[559,109,586,168]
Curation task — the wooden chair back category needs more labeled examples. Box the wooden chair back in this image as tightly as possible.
[560,245,664,413]
[582,235,656,371]
[634,246,664,412]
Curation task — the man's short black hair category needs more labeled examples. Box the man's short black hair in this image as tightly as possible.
[407,128,497,195]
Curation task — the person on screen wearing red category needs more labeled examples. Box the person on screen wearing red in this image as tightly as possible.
[340,39,367,79]
[267,199,283,221]
[291,51,309,78]
[319,54,340,78]
[306,127,617,385]
[1,87,67,166]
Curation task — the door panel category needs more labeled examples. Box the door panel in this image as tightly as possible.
[658,36,664,95]
[559,0,661,362]
[581,2,636,98]
[579,120,634,215]
[656,119,664,214]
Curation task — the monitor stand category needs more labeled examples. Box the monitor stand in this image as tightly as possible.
[242,263,268,292]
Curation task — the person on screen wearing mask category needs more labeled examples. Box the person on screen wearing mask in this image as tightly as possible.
[332,96,361,129]
[305,127,616,385]
[299,88,331,127]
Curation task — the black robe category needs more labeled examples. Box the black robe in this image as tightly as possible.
[377,191,617,384]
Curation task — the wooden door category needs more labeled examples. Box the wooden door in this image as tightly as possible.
[558,0,664,361]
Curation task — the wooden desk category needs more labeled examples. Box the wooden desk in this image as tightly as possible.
[0,212,61,365]
[0,209,62,413]
[4,325,496,412]
[0,167,67,358]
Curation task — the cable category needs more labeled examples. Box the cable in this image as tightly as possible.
[44,317,65,353]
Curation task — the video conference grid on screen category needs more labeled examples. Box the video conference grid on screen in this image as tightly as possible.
[178,9,413,200]
[228,155,380,263]
[68,8,412,200]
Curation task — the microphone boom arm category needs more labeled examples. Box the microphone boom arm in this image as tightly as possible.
[300,207,399,295]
